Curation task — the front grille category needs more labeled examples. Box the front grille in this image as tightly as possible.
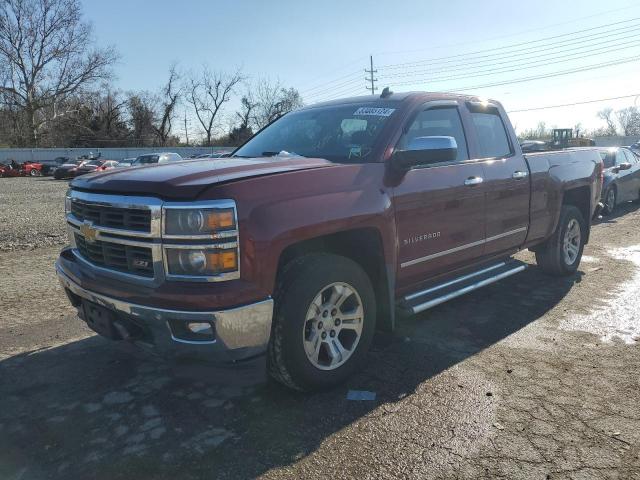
[71,200,151,232]
[75,234,154,277]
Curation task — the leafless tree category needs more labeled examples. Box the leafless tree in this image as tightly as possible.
[597,108,618,136]
[126,92,156,147]
[152,65,181,146]
[252,79,303,129]
[0,0,118,145]
[186,67,243,146]
[236,94,257,130]
[615,107,640,136]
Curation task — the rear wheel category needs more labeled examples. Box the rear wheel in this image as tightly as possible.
[268,253,376,391]
[602,186,616,215]
[535,205,586,276]
[29,168,40,177]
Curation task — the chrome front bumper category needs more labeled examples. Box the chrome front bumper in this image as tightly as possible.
[56,261,273,364]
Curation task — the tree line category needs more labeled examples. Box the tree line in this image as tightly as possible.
[0,0,303,148]
[518,106,640,141]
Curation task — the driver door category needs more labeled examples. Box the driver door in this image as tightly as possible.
[392,102,486,290]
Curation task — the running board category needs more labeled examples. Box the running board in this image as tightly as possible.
[401,260,527,315]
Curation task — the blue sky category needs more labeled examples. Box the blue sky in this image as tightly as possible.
[83,0,640,135]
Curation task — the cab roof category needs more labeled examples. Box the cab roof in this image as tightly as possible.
[306,91,496,109]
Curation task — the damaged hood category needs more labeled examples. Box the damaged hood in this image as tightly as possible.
[70,157,335,199]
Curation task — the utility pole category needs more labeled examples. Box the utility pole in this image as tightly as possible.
[365,55,378,95]
[183,110,189,146]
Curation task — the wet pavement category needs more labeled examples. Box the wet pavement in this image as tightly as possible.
[1,182,640,479]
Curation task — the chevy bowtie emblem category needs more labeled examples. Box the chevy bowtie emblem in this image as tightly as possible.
[80,221,98,243]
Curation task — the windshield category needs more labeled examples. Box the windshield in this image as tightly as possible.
[233,104,398,162]
[134,155,159,164]
[84,160,103,167]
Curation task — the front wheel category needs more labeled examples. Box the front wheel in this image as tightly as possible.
[602,186,616,215]
[268,253,376,391]
[535,205,586,276]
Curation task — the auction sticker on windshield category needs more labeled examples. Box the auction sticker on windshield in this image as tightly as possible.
[353,107,396,117]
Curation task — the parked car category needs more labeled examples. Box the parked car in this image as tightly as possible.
[132,152,183,166]
[0,160,43,177]
[520,140,548,153]
[75,159,119,176]
[598,146,640,215]
[114,158,136,168]
[40,156,71,176]
[53,159,87,179]
[57,91,603,391]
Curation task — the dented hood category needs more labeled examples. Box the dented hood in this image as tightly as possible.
[70,157,335,199]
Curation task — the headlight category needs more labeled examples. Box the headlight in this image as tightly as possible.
[65,190,72,214]
[164,208,236,236]
[165,248,238,276]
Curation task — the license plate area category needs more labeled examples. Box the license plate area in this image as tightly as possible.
[81,301,121,340]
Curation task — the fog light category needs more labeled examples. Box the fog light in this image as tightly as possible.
[187,322,213,334]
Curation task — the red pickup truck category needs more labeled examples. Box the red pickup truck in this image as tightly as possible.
[56,91,603,391]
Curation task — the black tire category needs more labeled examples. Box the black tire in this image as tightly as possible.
[268,253,376,391]
[535,205,586,276]
[602,186,616,215]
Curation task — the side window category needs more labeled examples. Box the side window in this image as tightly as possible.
[615,150,627,165]
[469,112,512,159]
[623,149,636,164]
[399,107,469,161]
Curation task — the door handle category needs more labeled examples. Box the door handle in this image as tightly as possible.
[464,176,483,186]
[512,171,529,179]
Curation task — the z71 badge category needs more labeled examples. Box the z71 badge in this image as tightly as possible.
[403,231,441,246]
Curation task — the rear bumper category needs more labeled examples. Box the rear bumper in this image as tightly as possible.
[55,260,274,365]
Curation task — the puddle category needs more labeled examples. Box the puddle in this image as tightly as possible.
[561,246,640,344]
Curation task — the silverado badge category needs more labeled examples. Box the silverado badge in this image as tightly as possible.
[80,221,98,243]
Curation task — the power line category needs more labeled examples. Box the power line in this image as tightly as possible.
[300,70,362,96]
[443,55,640,92]
[507,94,640,113]
[380,39,640,87]
[300,13,640,103]
[372,2,640,58]
[365,56,378,95]
[378,25,640,80]
[304,77,363,100]
[378,16,640,70]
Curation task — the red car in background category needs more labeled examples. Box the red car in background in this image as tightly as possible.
[0,160,43,177]
[74,159,119,176]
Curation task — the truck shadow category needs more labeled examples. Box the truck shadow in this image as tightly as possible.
[0,264,580,480]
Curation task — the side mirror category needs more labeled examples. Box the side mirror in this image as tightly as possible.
[618,162,632,171]
[392,136,458,170]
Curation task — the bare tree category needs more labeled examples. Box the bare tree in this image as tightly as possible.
[253,79,303,129]
[615,107,640,136]
[126,92,156,147]
[152,65,181,146]
[236,94,257,130]
[186,67,243,146]
[597,108,618,136]
[0,0,118,145]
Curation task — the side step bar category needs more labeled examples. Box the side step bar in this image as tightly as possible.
[401,260,527,315]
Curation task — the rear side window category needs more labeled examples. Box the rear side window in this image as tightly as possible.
[399,107,469,161]
[623,149,636,164]
[470,112,512,158]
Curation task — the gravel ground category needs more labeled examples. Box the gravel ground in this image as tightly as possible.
[1,178,640,480]
[0,177,68,251]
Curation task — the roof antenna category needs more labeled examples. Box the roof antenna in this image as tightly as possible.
[380,86,393,99]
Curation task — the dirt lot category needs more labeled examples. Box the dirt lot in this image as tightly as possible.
[1,177,640,480]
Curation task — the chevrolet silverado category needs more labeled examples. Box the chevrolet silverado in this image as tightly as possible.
[56,91,603,391]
